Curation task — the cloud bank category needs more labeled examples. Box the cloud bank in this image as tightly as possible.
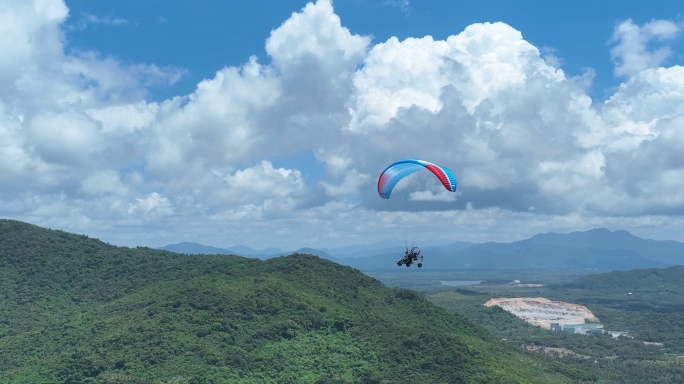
[2,0,684,248]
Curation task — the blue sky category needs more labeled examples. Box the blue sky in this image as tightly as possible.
[3,0,684,249]
[63,0,683,102]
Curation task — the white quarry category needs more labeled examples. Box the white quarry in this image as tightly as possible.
[483,297,599,329]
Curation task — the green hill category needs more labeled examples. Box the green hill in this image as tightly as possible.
[0,219,577,383]
[538,266,684,363]
[549,265,684,313]
[562,265,684,291]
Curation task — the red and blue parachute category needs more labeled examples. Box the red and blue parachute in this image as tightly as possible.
[377,159,457,199]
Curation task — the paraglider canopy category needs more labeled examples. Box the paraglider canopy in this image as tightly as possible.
[377,158,457,270]
[377,159,457,199]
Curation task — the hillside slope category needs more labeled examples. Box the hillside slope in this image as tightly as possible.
[0,220,574,383]
[551,265,684,313]
[561,265,684,291]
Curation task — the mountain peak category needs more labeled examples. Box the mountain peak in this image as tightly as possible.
[585,227,611,233]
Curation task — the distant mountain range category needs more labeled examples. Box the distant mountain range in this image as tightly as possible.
[159,242,284,257]
[159,228,684,271]
[341,229,682,271]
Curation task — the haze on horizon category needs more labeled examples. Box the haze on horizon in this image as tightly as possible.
[2,0,684,250]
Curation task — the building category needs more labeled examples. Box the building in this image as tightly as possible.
[550,322,604,335]
[607,331,631,339]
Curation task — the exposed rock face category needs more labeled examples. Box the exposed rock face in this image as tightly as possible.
[523,345,589,359]
[483,297,599,329]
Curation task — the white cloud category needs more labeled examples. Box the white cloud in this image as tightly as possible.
[609,19,682,77]
[146,56,282,184]
[410,189,458,202]
[348,22,564,132]
[80,170,128,196]
[265,0,369,70]
[68,12,128,31]
[3,0,684,249]
[222,160,306,202]
[315,149,352,176]
[128,192,172,217]
[321,169,371,197]
[540,46,563,69]
[27,111,101,166]
[86,102,158,134]
[383,0,410,15]
[569,68,596,91]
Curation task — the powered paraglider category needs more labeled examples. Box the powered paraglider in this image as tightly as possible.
[377,158,458,269]
[397,246,423,268]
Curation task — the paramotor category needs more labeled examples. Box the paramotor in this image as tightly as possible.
[397,246,423,268]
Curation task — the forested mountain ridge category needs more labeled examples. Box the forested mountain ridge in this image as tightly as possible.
[0,219,576,383]
[158,228,684,272]
[560,265,684,291]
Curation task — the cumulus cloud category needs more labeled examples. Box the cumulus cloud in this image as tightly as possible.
[2,0,684,248]
[609,19,682,77]
[223,161,306,202]
[128,192,172,216]
[321,169,371,197]
[540,46,563,69]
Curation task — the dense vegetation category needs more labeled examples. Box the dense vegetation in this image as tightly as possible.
[426,289,684,383]
[547,266,684,353]
[559,265,684,293]
[1,219,575,383]
[412,265,684,383]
